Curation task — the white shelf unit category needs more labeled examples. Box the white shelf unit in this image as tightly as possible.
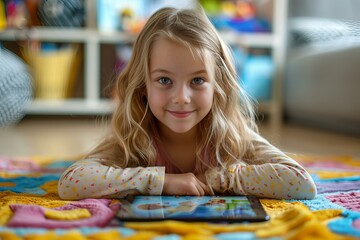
[0,0,287,130]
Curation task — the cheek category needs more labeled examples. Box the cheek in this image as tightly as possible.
[200,87,214,108]
[147,91,165,111]
[204,94,214,111]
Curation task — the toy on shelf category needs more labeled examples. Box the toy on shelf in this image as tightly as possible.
[97,0,196,33]
[232,46,273,102]
[2,0,28,29]
[97,0,146,33]
[241,53,273,101]
[201,0,271,33]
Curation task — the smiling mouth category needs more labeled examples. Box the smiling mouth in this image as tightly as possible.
[168,111,194,118]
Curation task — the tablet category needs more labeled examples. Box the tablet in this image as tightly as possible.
[116,195,269,223]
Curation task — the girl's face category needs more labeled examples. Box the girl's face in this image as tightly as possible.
[147,37,215,135]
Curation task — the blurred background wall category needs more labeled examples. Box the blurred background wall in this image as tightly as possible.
[289,0,360,19]
[284,0,360,135]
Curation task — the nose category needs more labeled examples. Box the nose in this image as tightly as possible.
[172,85,191,104]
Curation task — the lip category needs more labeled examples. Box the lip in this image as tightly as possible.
[168,110,194,118]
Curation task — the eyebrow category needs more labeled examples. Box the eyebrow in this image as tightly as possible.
[150,69,208,76]
[150,69,171,75]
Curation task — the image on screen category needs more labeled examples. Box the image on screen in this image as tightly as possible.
[117,195,265,221]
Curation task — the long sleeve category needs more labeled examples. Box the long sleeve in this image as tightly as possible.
[205,130,317,200]
[58,158,165,200]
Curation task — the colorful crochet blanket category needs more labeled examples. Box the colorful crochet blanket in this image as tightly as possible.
[0,155,359,240]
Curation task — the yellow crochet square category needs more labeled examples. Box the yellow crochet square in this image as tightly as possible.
[44,208,91,220]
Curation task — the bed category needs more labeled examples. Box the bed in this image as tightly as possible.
[0,155,359,239]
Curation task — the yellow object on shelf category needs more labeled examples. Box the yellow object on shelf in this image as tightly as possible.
[23,45,78,99]
[0,1,6,29]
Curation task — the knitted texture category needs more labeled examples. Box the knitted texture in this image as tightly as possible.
[0,155,359,239]
[326,192,360,212]
[317,181,360,194]
[0,48,33,126]
[7,199,118,228]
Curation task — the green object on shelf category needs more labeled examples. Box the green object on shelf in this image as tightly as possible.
[199,0,220,15]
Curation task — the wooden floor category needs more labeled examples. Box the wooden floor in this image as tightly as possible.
[0,117,359,159]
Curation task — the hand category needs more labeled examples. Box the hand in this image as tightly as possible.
[162,173,210,196]
[195,173,207,183]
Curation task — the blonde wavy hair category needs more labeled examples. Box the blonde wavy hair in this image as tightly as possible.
[90,7,258,171]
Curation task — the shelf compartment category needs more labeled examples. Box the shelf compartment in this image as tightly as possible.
[220,31,274,47]
[25,99,114,115]
[0,28,273,47]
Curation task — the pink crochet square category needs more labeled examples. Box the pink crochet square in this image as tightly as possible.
[325,192,360,212]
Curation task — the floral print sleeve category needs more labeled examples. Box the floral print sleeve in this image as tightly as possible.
[58,158,165,200]
[205,130,317,200]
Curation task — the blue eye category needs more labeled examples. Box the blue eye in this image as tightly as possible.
[192,77,204,85]
[158,77,172,85]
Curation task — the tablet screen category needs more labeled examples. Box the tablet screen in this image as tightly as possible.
[116,195,269,222]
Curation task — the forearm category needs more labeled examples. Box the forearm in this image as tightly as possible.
[206,158,316,200]
[58,158,165,200]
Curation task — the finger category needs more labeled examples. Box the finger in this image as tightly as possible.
[185,182,201,196]
[196,178,211,194]
[195,174,212,195]
[203,185,212,195]
[194,182,205,196]
[194,178,209,196]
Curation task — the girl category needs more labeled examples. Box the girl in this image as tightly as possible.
[58,7,316,200]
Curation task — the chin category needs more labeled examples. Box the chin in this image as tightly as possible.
[165,123,196,134]
[168,127,193,134]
